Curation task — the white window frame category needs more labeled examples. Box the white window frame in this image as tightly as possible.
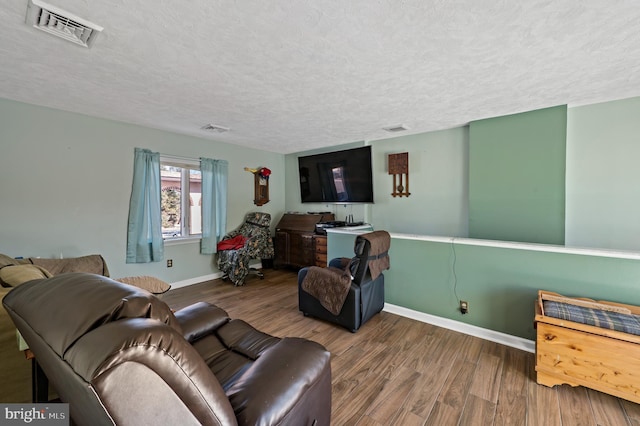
[160,156,202,244]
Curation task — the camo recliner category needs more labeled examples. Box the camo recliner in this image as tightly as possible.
[217,212,274,286]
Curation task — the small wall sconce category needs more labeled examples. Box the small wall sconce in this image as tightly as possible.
[388,152,410,197]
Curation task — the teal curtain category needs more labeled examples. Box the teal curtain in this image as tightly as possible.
[200,158,228,254]
[126,148,164,263]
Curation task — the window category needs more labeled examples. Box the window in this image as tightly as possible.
[160,159,202,240]
[127,148,227,262]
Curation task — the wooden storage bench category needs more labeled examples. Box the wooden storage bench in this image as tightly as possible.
[534,290,640,404]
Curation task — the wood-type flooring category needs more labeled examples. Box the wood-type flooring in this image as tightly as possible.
[161,268,640,426]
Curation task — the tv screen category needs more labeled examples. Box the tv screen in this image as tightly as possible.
[298,146,374,203]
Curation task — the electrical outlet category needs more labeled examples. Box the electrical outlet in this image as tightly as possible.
[167,259,173,268]
[460,300,468,314]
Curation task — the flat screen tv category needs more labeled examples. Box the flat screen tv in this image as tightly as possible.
[298,146,374,203]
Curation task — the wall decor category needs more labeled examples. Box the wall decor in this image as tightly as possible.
[245,166,271,206]
[388,152,410,197]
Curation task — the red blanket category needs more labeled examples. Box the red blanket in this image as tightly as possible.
[217,235,248,250]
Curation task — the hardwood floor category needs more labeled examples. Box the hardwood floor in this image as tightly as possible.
[162,268,640,426]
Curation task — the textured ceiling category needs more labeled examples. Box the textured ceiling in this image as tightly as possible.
[1,1,640,154]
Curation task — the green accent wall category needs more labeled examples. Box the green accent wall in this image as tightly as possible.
[469,106,567,244]
[566,96,640,251]
[328,232,640,341]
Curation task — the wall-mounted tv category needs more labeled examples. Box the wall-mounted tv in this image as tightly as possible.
[298,146,374,203]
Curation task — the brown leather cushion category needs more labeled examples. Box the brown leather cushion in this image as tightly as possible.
[3,273,180,356]
[30,254,110,277]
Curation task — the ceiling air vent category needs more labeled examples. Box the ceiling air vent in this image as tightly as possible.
[201,124,230,133]
[383,124,409,133]
[25,0,103,48]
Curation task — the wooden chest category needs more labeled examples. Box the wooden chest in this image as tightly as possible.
[534,290,640,404]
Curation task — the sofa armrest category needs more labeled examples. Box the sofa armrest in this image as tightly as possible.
[216,319,279,360]
[226,337,331,426]
[173,302,230,343]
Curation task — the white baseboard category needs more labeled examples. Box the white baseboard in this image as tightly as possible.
[169,261,263,289]
[383,303,535,353]
[170,273,223,289]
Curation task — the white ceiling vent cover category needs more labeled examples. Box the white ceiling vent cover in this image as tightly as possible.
[201,124,230,133]
[383,124,409,133]
[25,0,103,48]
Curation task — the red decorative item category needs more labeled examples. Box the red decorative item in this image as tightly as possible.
[259,167,271,178]
[245,166,271,205]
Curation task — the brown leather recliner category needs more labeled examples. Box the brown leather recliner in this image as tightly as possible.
[2,273,331,426]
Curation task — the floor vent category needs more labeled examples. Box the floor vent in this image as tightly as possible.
[201,124,230,133]
[25,0,103,48]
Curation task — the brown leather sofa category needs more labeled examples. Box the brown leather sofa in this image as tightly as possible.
[3,273,331,426]
[0,253,112,403]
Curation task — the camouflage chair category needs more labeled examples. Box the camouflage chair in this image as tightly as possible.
[217,212,274,285]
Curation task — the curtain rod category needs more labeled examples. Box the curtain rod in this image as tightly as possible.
[160,153,201,163]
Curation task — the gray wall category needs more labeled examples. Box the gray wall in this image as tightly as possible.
[285,127,468,236]
[369,127,469,236]
[0,98,285,282]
